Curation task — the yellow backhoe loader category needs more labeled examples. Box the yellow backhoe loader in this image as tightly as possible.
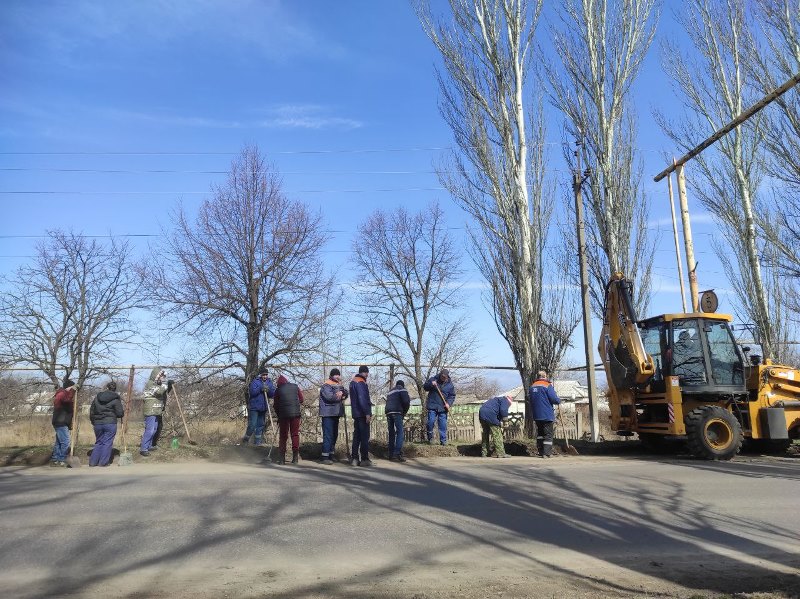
[600,272,800,460]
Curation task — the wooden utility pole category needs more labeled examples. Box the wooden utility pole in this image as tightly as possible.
[573,144,600,442]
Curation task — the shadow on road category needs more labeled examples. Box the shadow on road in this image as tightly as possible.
[0,456,797,598]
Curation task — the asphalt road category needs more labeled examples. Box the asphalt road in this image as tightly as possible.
[0,455,798,599]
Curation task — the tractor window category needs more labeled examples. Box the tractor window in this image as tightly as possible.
[671,321,707,385]
[640,325,664,384]
[706,322,743,385]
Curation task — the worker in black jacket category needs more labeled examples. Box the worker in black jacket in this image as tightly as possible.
[385,380,411,462]
[274,375,304,465]
[89,381,124,467]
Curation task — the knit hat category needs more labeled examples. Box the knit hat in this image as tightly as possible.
[395,380,405,388]
[277,375,288,386]
[439,369,450,379]
[63,378,75,389]
[329,368,341,377]
[258,367,268,376]
[106,381,117,391]
[358,365,369,374]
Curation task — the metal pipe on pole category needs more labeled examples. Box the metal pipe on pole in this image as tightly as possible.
[654,72,800,314]
[573,144,600,442]
[654,71,800,182]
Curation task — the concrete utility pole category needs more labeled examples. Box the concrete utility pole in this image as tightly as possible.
[573,143,600,442]
[676,163,700,312]
[666,161,688,313]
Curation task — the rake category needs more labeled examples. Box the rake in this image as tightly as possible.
[557,405,580,456]
[65,390,81,468]
[118,366,135,466]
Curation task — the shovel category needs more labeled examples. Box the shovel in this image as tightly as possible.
[262,394,278,464]
[343,403,352,463]
[557,405,579,456]
[118,366,135,466]
[171,384,197,445]
[66,389,81,468]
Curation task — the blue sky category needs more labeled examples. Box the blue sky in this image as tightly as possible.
[0,1,736,386]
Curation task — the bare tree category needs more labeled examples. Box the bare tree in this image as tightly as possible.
[0,232,142,389]
[747,0,800,283]
[350,202,474,404]
[547,0,660,316]
[417,0,579,415]
[149,145,338,392]
[658,0,778,358]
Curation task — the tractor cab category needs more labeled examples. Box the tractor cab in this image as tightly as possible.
[637,314,747,396]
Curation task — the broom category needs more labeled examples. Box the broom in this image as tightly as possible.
[557,405,580,456]
[118,366,135,466]
[65,389,81,468]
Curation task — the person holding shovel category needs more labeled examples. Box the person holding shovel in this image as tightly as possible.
[319,368,348,465]
[242,368,275,446]
[88,381,124,467]
[50,378,77,467]
[423,369,455,445]
[528,371,561,458]
[478,395,513,458]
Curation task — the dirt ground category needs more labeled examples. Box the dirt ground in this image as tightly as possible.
[2,435,797,467]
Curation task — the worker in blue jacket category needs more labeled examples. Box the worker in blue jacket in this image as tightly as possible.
[242,368,275,446]
[528,370,561,457]
[349,366,373,467]
[478,395,513,458]
[423,369,455,445]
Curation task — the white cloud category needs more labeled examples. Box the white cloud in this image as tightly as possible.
[649,211,716,228]
[257,105,364,130]
[2,0,347,68]
[100,104,363,131]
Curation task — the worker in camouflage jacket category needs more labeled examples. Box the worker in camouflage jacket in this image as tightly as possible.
[140,368,172,457]
[478,395,513,458]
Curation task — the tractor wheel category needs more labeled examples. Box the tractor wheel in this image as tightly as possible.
[639,433,672,454]
[685,406,743,461]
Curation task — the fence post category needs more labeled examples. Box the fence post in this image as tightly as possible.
[576,411,583,441]
[473,412,480,442]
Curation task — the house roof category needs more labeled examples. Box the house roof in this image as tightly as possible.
[467,380,590,404]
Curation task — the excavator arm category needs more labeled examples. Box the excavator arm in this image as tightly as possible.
[600,273,656,387]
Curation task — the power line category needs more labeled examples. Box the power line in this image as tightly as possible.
[0,187,447,195]
[0,147,455,156]
[0,168,441,175]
